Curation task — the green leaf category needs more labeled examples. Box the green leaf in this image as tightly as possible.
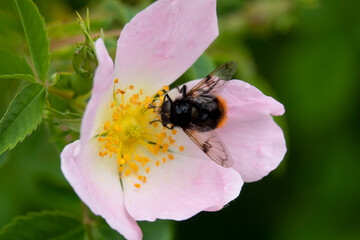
[0,211,85,240]
[0,49,36,82]
[0,152,10,168]
[14,0,50,83]
[0,83,46,155]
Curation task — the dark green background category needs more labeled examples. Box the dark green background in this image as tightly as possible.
[0,0,359,239]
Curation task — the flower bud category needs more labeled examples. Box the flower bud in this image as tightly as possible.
[70,71,93,97]
[72,43,98,79]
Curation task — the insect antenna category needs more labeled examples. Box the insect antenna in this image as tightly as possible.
[148,103,163,126]
[148,103,157,109]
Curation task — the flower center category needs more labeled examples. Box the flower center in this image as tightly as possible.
[98,79,183,189]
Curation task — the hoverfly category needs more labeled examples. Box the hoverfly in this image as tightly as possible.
[152,61,237,168]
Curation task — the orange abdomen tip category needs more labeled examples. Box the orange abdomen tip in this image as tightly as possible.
[216,96,227,128]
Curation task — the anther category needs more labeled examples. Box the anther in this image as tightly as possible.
[162,144,169,152]
[104,121,110,131]
[169,136,175,144]
[129,162,139,173]
[125,169,132,176]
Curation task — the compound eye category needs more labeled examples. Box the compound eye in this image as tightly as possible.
[160,100,171,124]
[161,100,171,113]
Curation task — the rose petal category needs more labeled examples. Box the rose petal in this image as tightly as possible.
[122,131,243,221]
[168,79,286,182]
[114,0,218,94]
[217,80,286,182]
[80,39,114,143]
[61,140,142,240]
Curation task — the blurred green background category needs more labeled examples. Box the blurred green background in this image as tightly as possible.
[0,0,359,239]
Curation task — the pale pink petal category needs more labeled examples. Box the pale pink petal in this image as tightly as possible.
[217,80,286,182]
[122,131,243,221]
[114,0,218,94]
[80,39,114,143]
[61,140,142,240]
[169,79,286,182]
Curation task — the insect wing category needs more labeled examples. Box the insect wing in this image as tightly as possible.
[186,61,238,99]
[184,129,233,168]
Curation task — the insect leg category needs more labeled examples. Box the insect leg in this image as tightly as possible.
[163,123,174,130]
[176,85,187,97]
[149,119,162,124]
[148,103,157,109]
[164,94,173,103]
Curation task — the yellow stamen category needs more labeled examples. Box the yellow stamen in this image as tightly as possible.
[98,82,181,189]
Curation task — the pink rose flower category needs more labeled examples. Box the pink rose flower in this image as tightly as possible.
[60,0,286,239]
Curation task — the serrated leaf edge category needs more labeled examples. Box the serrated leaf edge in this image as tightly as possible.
[14,0,51,83]
[0,83,46,154]
[0,48,36,82]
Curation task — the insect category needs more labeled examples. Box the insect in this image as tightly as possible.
[152,61,238,168]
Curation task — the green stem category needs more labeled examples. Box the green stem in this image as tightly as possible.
[81,202,95,240]
[48,86,74,99]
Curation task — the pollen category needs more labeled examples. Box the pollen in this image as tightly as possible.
[163,85,169,92]
[97,81,184,189]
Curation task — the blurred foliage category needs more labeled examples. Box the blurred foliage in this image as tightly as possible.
[0,0,359,239]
